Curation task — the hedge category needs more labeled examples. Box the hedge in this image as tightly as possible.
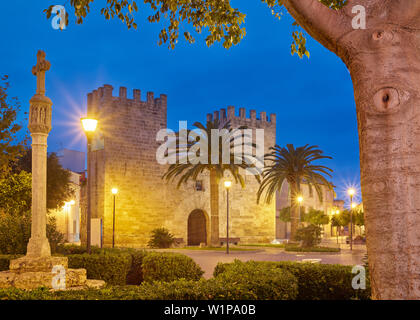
[214,260,371,300]
[142,252,204,282]
[56,245,148,285]
[2,249,200,286]
[211,260,298,300]
[0,274,296,300]
[55,244,102,255]
[67,252,132,285]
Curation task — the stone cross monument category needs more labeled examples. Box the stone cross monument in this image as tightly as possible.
[0,51,104,290]
[26,50,53,257]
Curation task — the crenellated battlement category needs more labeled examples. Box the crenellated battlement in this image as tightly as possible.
[207,106,276,125]
[87,85,167,112]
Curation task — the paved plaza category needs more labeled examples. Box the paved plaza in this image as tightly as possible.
[163,246,367,278]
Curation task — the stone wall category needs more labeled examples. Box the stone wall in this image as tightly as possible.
[85,85,277,247]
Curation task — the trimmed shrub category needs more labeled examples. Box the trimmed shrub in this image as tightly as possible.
[142,252,204,282]
[212,260,298,300]
[0,275,296,300]
[0,285,205,300]
[55,244,102,255]
[214,260,371,300]
[137,263,298,300]
[67,252,132,285]
[138,280,210,300]
[148,228,175,248]
[137,278,294,300]
[294,224,322,247]
[0,287,120,300]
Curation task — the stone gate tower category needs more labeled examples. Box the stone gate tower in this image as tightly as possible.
[85,85,277,247]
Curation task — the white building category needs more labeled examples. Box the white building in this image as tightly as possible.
[276,181,337,239]
[50,171,82,243]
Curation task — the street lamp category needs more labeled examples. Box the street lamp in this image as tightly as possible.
[347,188,356,251]
[297,195,303,224]
[81,117,98,254]
[111,188,118,248]
[224,180,232,254]
[334,209,340,244]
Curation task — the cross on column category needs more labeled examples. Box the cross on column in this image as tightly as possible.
[31,50,51,96]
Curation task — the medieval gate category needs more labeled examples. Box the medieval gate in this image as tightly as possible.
[187,209,207,246]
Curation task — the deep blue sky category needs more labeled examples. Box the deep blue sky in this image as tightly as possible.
[0,0,361,203]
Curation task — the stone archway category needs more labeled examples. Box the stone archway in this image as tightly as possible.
[188,209,207,246]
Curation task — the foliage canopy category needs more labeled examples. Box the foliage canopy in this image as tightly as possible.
[162,119,259,187]
[0,76,26,178]
[45,0,348,54]
[12,150,74,211]
[257,144,333,204]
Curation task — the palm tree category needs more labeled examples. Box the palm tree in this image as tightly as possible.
[257,144,333,240]
[162,119,260,246]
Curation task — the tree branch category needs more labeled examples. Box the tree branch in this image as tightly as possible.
[283,0,351,54]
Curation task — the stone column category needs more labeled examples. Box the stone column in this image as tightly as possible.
[26,50,53,258]
[0,51,105,290]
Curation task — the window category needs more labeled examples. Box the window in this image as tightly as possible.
[195,180,203,191]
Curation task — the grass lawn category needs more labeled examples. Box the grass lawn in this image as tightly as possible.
[284,245,340,253]
[166,246,258,252]
[238,243,340,253]
[239,243,285,248]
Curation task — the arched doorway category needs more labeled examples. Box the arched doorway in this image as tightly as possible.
[188,209,207,246]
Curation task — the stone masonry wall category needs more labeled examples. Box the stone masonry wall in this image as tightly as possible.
[206,107,277,243]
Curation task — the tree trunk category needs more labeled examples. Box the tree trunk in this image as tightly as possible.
[290,183,299,240]
[283,0,420,300]
[350,41,420,299]
[209,168,219,246]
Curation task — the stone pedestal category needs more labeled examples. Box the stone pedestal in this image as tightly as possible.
[0,256,105,290]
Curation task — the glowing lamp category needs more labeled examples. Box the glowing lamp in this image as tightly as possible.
[81,118,98,133]
[224,180,232,189]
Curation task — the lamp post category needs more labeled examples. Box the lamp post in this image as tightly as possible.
[224,180,232,254]
[335,210,340,244]
[111,188,118,248]
[81,117,98,254]
[297,195,303,224]
[347,188,356,251]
